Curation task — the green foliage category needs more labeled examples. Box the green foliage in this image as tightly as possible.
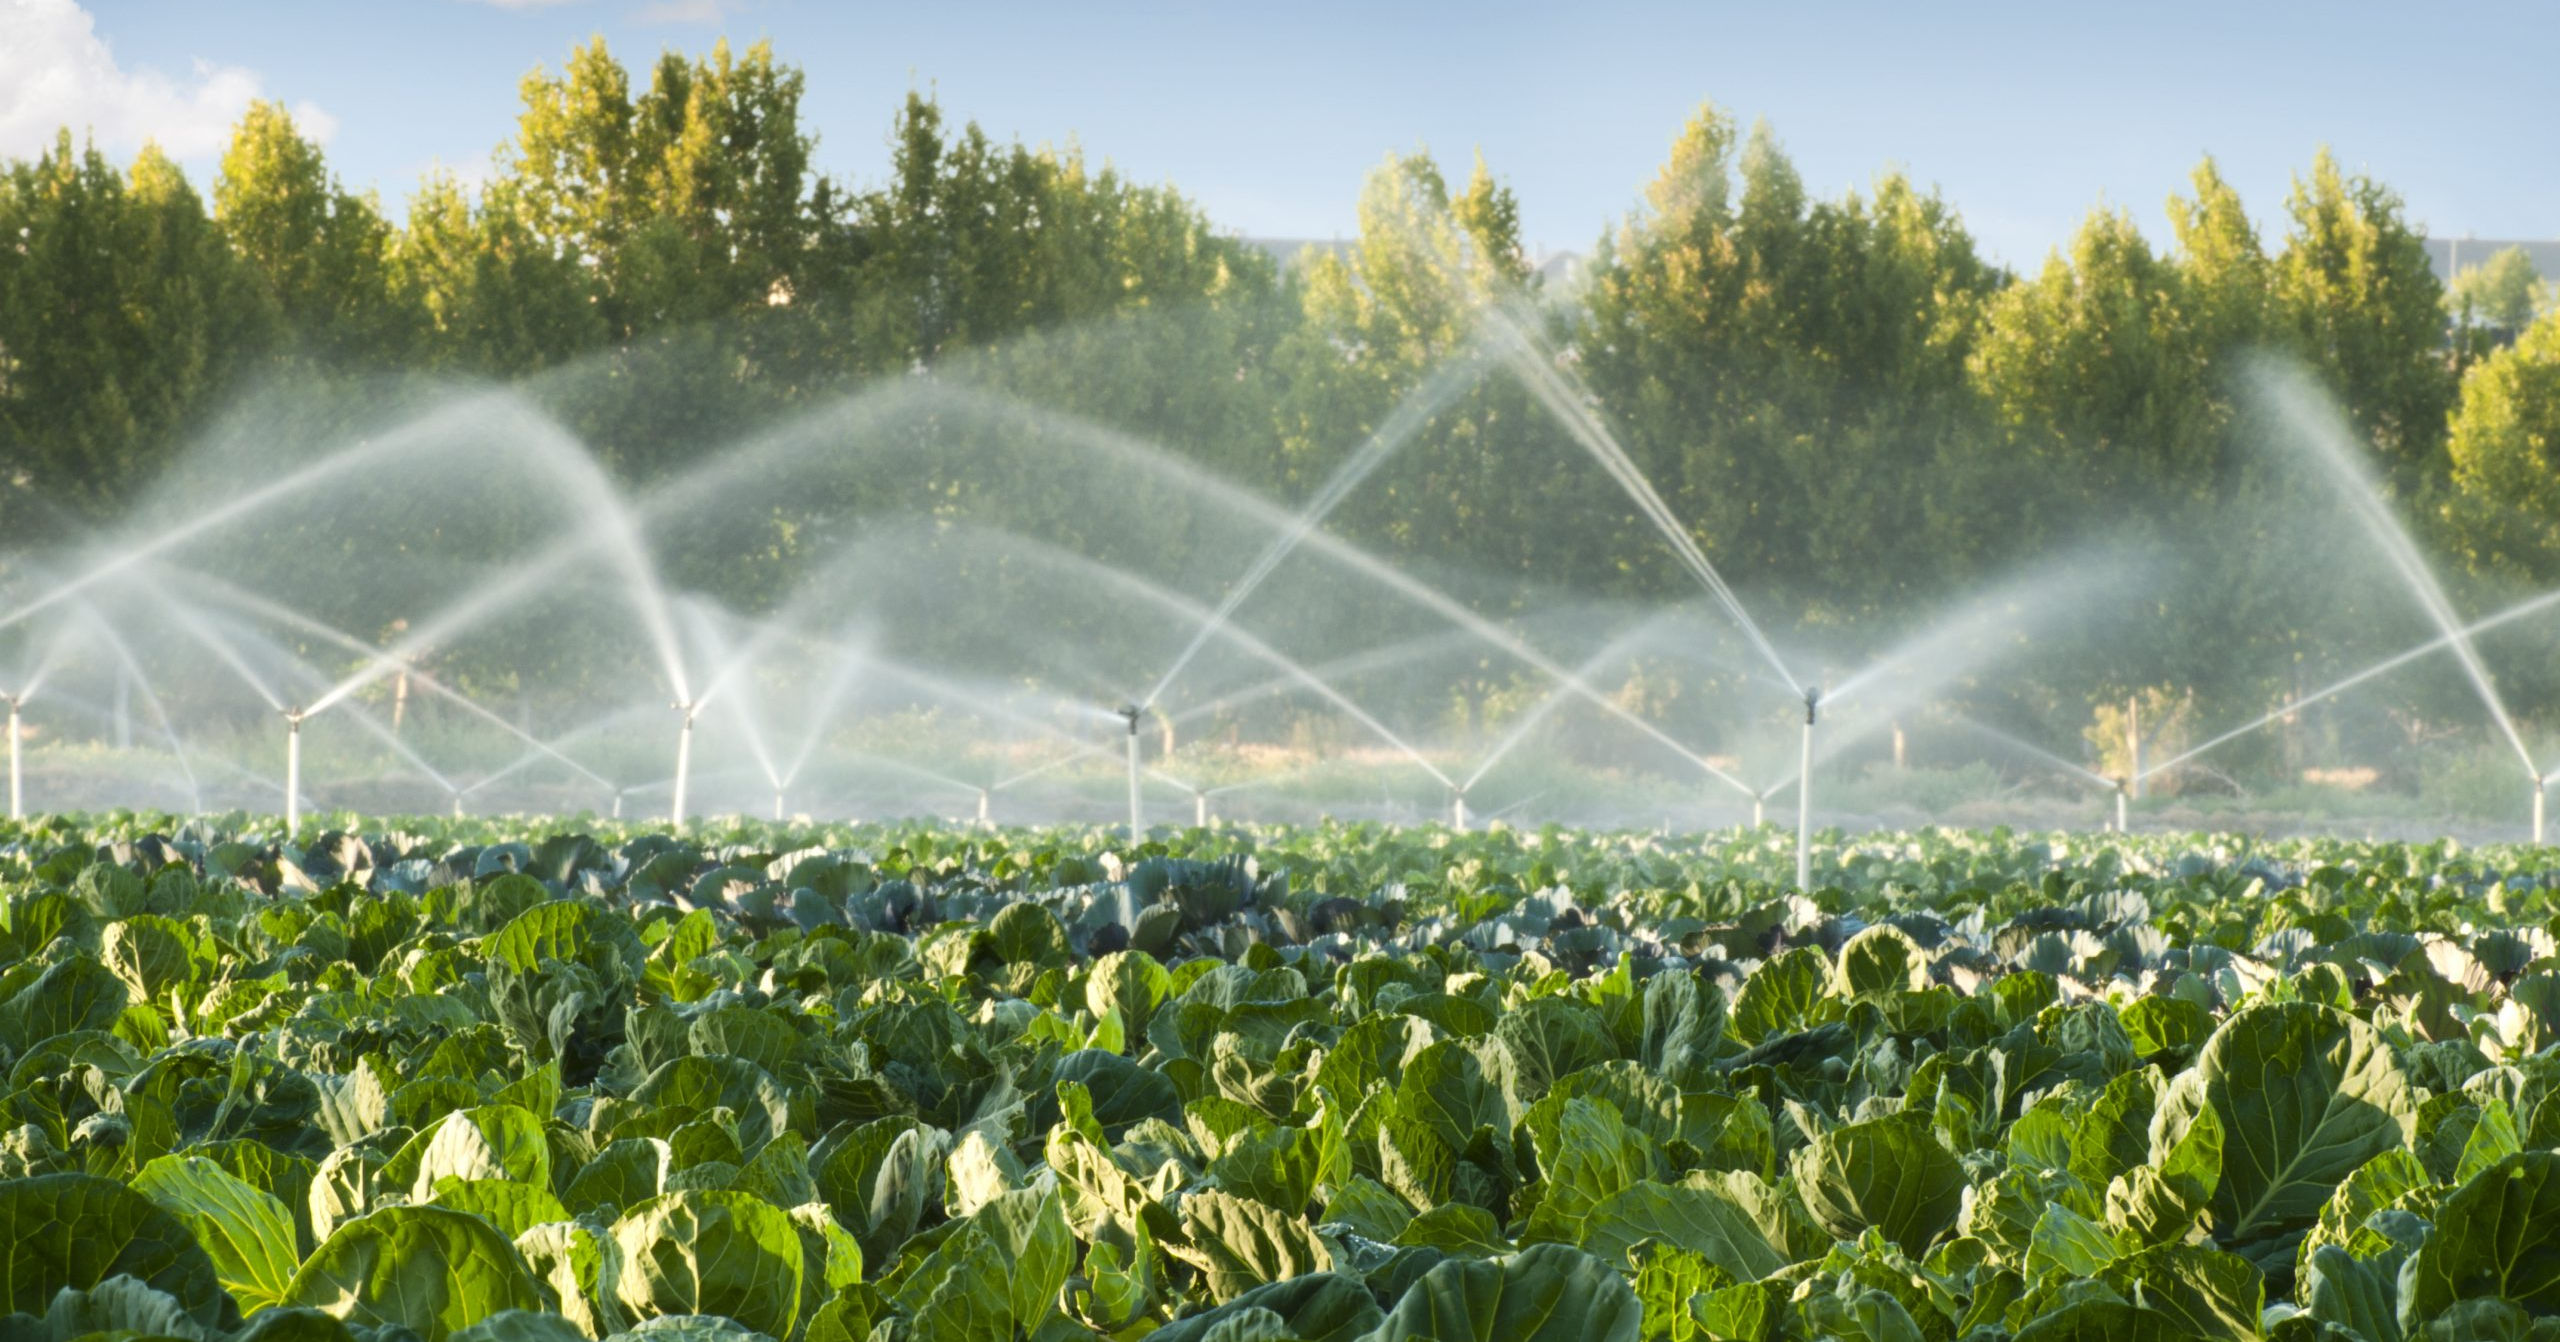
[0,813,2549,1339]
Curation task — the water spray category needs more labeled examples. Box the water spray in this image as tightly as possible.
[282,705,305,840]
[4,691,20,823]
[1118,704,1143,846]
[1796,686,1819,891]
[669,700,698,831]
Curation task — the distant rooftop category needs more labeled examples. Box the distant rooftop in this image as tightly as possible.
[2426,238,2560,280]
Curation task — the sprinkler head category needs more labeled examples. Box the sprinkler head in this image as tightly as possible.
[1802,685,1821,724]
[283,705,305,727]
[1117,704,1142,735]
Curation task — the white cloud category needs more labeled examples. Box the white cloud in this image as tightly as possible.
[0,0,332,162]
[633,0,741,24]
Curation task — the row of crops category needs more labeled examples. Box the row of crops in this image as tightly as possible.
[1,812,2558,1342]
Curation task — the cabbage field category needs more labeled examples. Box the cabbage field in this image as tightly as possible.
[3,815,2559,1342]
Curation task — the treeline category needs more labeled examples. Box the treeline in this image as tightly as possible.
[7,38,2560,759]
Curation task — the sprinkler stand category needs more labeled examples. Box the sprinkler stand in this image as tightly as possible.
[2114,778,2130,834]
[451,792,464,820]
[976,788,991,827]
[611,790,625,820]
[669,701,698,831]
[773,789,785,822]
[1118,705,1143,846]
[1796,687,1819,891]
[1193,790,1208,828]
[1452,789,1469,833]
[2534,774,2547,846]
[1750,789,1765,830]
[283,706,305,840]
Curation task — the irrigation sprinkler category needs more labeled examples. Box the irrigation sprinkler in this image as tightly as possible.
[2114,777,2130,834]
[1117,704,1143,846]
[4,692,20,823]
[451,789,465,820]
[1796,686,1819,891]
[2533,770,2548,846]
[773,788,786,822]
[1193,788,1210,828]
[1451,788,1470,833]
[975,788,991,827]
[669,700,699,830]
[283,706,305,840]
[1750,788,1767,830]
[611,789,626,820]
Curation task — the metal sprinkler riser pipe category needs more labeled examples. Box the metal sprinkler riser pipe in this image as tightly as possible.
[1796,686,1819,893]
[283,707,305,841]
[1118,704,1143,847]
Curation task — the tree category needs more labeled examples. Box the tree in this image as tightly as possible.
[1581,107,2001,624]
[505,39,822,338]
[2273,149,2454,487]
[392,173,605,376]
[2446,245,2545,341]
[214,101,411,362]
[0,134,272,528]
[2444,306,2560,576]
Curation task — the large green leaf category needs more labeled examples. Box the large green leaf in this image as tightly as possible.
[1362,1242,1641,1342]
[0,1172,230,1327]
[1578,1179,1786,1282]
[2152,1003,2416,1254]
[1173,1189,1332,1303]
[609,1190,803,1340]
[2400,1151,2560,1327]
[282,1204,549,1342]
[1793,1112,1965,1252]
[131,1154,303,1312]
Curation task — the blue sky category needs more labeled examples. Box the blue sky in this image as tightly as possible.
[11,0,2555,269]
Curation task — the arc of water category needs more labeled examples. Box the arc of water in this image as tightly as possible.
[1140,344,1495,711]
[1481,305,1799,692]
[914,388,1790,793]
[462,702,656,800]
[61,599,202,812]
[778,637,877,789]
[1947,716,2118,791]
[300,407,696,719]
[1461,612,1754,797]
[2266,368,2536,777]
[0,399,509,635]
[168,566,616,792]
[951,526,1457,790]
[124,574,466,800]
[2144,584,2560,784]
